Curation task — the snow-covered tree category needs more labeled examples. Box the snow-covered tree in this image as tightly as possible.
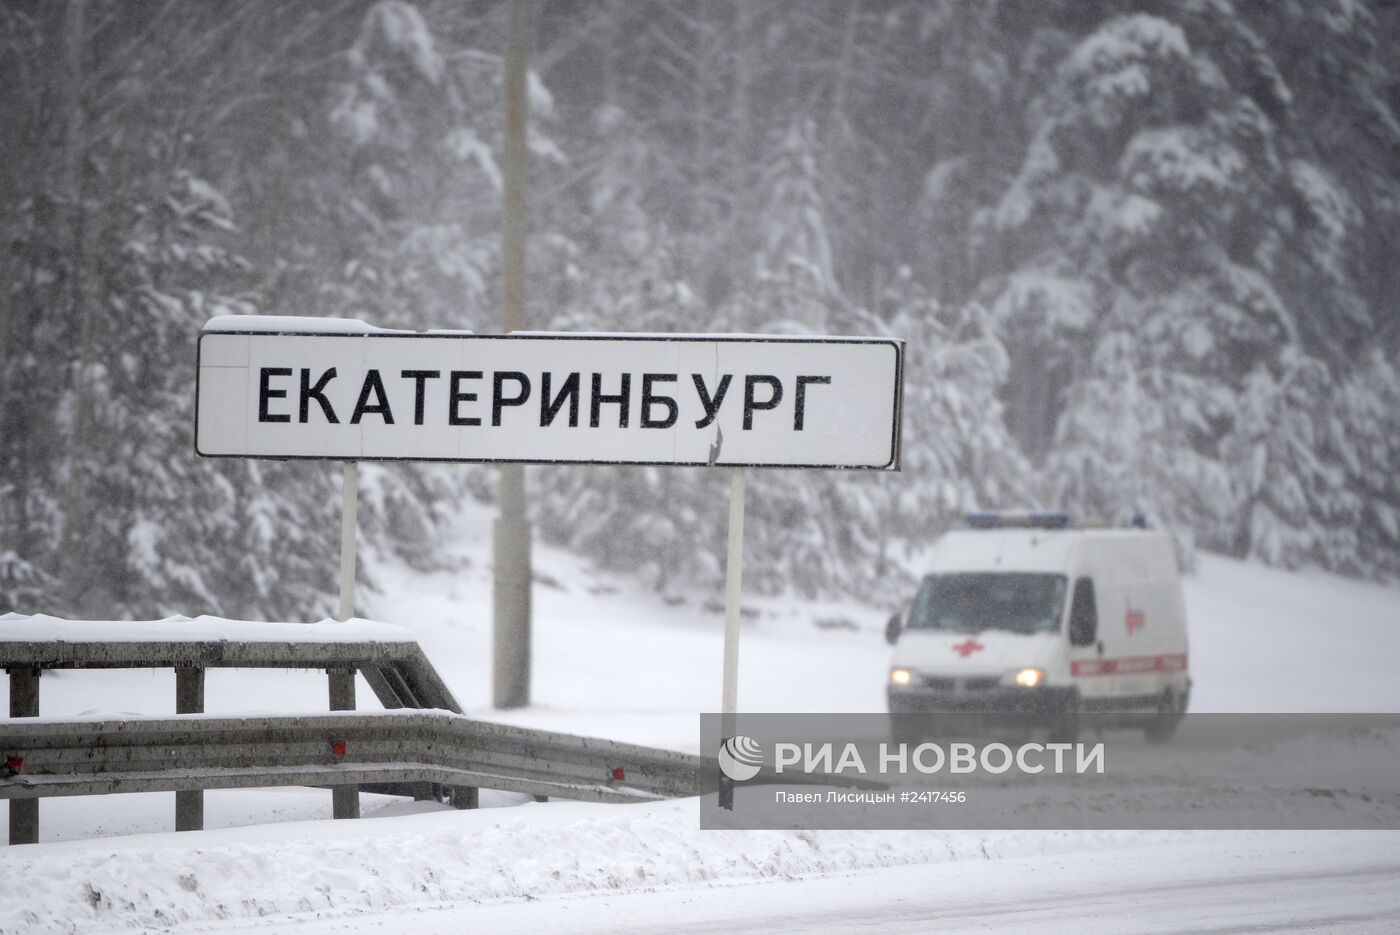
[1326,350,1400,578]
[941,4,1399,571]
[6,0,1400,618]
[1220,347,1356,569]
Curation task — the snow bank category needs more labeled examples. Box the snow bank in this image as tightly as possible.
[0,798,1183,935]
[1185,554,1400,712]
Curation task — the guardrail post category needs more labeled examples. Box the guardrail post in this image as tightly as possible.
[328,668,359,819]
[175,666,205,832]
[7,667,40,845]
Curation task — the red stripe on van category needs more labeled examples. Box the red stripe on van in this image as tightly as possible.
[1071,654,1187,678]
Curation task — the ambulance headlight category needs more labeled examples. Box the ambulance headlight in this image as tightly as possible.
[1013,667,1044,688]
[890,668,913,687]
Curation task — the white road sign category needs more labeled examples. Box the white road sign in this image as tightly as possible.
[196,319,903,469]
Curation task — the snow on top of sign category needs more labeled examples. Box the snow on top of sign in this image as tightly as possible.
[0,612,417,644]
[203,315,467,335]
[202,318,893,343]
[508,330,901,343]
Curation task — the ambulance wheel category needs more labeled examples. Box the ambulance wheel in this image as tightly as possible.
[1048,691,1080,744]
[1144,688,1180,744]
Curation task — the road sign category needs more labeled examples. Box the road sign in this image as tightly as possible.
[196,321,904,470]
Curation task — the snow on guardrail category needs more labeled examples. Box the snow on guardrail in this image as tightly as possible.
[0,613,417,644]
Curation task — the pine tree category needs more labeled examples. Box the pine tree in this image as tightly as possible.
[1326,350,1400,578]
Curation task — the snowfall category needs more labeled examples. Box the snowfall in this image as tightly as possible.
[3,502,1400,934]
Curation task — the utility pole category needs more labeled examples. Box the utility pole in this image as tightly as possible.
[494,0,532,709]
[58,0,89,611]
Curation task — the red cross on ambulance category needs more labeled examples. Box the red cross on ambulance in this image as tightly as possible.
[1126,602,1146,635]
[951,638,985,657]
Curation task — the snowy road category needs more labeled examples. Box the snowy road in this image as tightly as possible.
[218,834,1400,935]
[5,540,1399,934]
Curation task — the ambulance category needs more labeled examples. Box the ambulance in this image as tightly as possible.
[885,512,1190,741]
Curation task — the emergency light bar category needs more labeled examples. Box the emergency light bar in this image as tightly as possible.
[963,511,1072,530]
[961,511,1149,530]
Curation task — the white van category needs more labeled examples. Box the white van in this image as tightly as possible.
[886,512,1190,741]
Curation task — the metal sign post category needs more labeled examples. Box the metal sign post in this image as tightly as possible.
[718,468,747,810]
[333,459,360,819]
[721,469,747,718]
[337,460,359,622]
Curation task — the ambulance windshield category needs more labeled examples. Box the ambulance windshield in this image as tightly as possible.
[908,573,1067,635]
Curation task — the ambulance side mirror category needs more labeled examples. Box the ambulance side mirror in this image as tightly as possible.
[1069,577,1098,647]
[885,612,903,645]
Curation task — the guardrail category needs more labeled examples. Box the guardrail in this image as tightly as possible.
[1,613,472,842]
[0,710,703,833]
[0,615,701,845]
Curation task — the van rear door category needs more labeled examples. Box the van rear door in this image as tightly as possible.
[1071,535,1187,706]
